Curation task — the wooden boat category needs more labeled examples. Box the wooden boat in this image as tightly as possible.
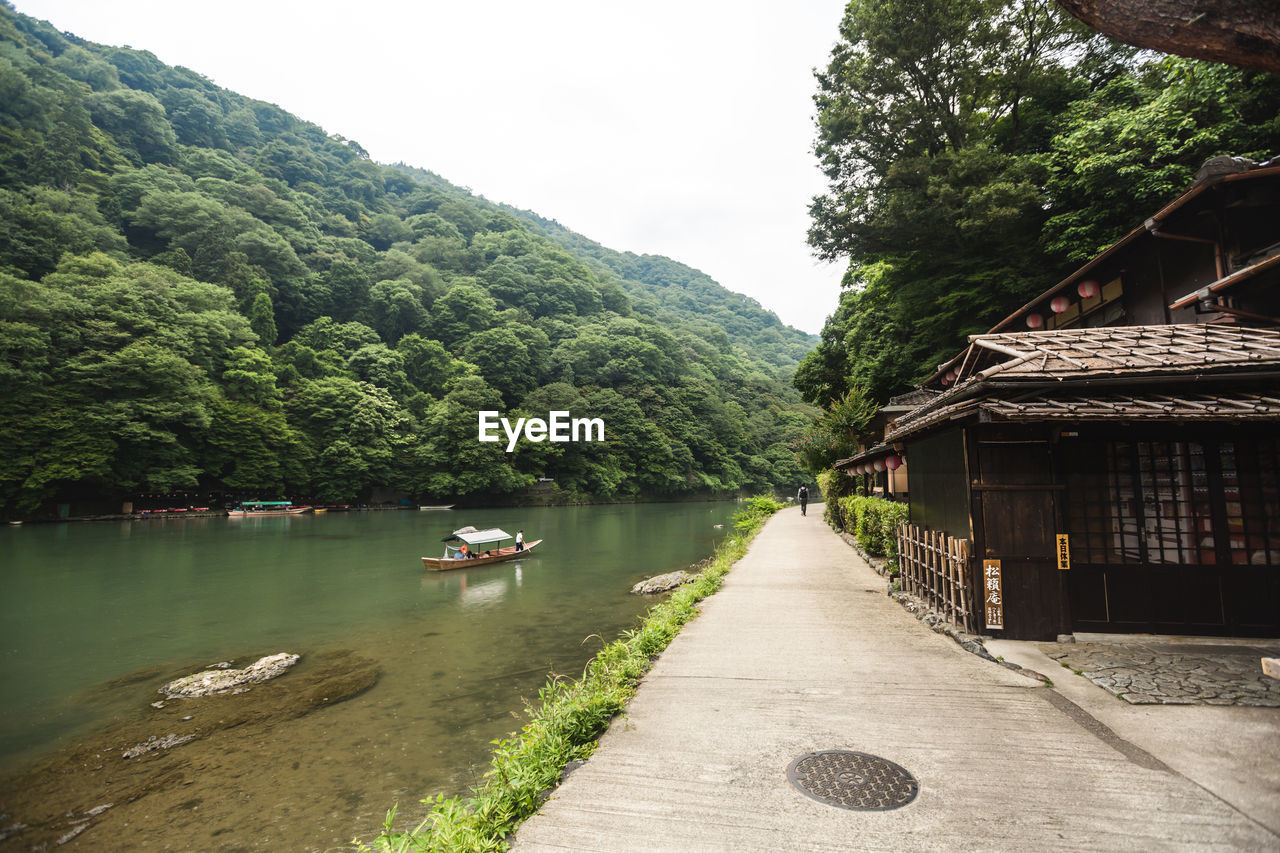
[227,501,312,517]
[418,504,455,511]
[422,527,541,571]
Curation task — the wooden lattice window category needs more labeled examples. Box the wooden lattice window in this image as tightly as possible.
[1063,436,1280,567]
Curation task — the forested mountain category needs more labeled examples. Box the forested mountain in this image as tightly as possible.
[507,207,817,373]
[0,2,815,517]
[795,0,1280,418]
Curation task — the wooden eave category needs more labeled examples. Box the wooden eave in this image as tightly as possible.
[979,392,1280,422]
[834,441,895,469]
[1168,251,1280,310]
[887,391,1280,443]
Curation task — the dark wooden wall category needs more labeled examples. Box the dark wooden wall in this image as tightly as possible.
[967,425,1069,641]
[906,428,970,539]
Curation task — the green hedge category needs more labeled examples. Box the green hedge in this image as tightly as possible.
[816,469,852,528]
[836,495,908,567]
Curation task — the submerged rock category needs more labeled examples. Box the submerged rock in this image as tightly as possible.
[122,734,194,759]
[159,653,300,699]
[630,571,692,595]
[0,649,379,852]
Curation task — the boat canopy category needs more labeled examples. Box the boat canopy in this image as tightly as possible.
[239,500,293,507]
[441,527,512,547]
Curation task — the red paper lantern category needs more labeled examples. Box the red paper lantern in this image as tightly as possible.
[873,458,886,472]
[1025,313,1044,329]
[885,454,901,471]
[1077,279,1099,299]
[1050,295,1071,313]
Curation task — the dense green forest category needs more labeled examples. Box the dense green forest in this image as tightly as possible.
[507,207,815,372]
[0,2,818,517]
[794,0,1280,467]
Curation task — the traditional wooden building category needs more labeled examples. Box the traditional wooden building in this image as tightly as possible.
[839,157,1280,640]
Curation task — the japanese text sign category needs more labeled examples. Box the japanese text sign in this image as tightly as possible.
[983,559,1003,630]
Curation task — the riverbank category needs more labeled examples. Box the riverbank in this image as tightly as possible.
[8,491,756,525]
[361,496,784,852]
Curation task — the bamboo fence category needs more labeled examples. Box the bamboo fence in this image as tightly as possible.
[896,523,974,632]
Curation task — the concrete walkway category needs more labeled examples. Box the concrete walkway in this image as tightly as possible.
[513,506,1280,852]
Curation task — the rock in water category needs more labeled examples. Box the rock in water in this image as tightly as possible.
[122,733,195,759]
[630,571,692,594]
[160,653,300,699]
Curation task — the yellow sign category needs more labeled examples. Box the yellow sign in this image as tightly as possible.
[1056,534,1070,571]
[983,559,1003,630]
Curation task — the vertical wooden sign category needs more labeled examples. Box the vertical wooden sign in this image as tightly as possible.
[983,559,1004,630]
[1056,534,1071,571]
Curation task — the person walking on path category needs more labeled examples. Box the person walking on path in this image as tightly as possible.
[796,484,808,516]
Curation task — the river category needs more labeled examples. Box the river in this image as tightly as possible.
[0,501,738,851]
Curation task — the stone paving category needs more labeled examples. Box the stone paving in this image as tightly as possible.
[1042,639,1280,706]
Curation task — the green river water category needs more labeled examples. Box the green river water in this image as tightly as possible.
[0,501,738,851]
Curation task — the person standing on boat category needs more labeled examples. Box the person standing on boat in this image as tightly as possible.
[797,484,809,516]
[515,530,525,551]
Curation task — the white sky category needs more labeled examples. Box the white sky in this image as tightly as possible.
[14,0,847,334]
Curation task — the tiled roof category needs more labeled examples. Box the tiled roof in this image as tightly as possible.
[885,325,1280,442]
[958,325,1280,382]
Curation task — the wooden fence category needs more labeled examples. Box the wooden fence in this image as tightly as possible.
[896,523,974,633]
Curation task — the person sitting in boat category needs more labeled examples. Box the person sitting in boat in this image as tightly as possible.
[515,530,525,552]
[458,543,470,559]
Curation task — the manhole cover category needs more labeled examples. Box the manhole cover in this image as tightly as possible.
[787,750,918,811]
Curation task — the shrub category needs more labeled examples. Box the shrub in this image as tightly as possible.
[734,494,784,531]
[816,469,854,527]
[838,495,908,566]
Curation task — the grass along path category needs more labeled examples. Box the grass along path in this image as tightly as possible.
[360,496,784,853]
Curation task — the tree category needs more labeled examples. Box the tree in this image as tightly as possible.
[84,88,176,165]
[428,283,498,349]
[367,278,427,342]
[247,290,278,345]
[396,333,468,397]
[1057,0,1280,74]
[363,212,414,250]
[462,326,533,405]
[407,374,530,498]
[804,0,1105,400]
[200,397,307,493]
[287,376,411,501]
[1042,57,1280,261]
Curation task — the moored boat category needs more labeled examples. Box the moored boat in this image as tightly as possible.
[421,527,540,571]
[227,501,312,517]
[418,504,455,511]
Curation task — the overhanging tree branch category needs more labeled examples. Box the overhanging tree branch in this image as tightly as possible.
[1057,0,1280,73]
